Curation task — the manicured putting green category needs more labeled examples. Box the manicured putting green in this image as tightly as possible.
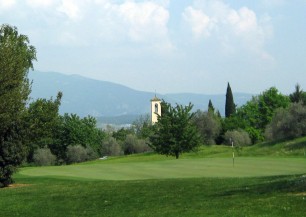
[20,157,306,180]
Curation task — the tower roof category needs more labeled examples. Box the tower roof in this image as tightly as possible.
[151,95,161,102]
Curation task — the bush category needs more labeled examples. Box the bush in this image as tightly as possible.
[85,145,99,161]
[224,129,252,146]
[123,134,152,155]
[192,110,221,145]
[265,102,306,141]
[33,147,56,166]
[65,145,98,164]
[100,137,123,156]
[66,145,88,164]
[132,138,152,153]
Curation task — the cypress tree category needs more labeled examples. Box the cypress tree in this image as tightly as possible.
[208,99,215,113]
[225,82,236,118]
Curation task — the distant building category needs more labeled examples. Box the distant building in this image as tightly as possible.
[151,95,161,124]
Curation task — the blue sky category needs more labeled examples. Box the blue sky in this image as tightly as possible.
[1,0,306,94]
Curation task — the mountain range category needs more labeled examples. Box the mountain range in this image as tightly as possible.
[29,71,253,124]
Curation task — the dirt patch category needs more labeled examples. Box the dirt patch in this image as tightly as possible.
[294,192,306,196]
[5,184,32,189]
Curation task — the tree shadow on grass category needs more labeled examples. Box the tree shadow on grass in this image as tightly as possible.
[215,175,306,197]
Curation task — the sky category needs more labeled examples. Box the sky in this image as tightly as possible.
[1,0,306,94]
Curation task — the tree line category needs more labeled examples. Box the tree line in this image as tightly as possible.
[0,24,154,187]
[1,24,306,187]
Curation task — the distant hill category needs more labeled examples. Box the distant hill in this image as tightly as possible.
[29,71,253,124]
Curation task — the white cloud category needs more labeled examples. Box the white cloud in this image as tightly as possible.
[93,0,173,52]
[0,0,172,50]
[26,0,55,8]
[0,0,16,10]
[102,1,170,43]
[183,0,273,60]
[183,6,215,38]
[57,0,83,21]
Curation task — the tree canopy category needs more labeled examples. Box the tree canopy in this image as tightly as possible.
[24,92,62,161]
[149,100,200,159]
[0,24,36,187]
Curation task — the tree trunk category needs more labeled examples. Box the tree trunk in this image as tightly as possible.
[175,152,179,159]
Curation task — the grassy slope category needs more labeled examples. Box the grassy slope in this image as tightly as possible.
[1,137,306,217]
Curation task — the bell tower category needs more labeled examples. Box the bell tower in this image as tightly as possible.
[151,95,161,124]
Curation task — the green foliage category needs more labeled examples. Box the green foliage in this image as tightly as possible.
[224,129,252,147]
[132,114,153,139]
[57,114,105,160]
[33,147,56,166]
[192,110,221,145]
[265,102,306,140]
[257,87,290,129]
[0,24,36,187]
[112,127,134,142]
[149,100,200,159]
[224,87,290,143]
[208,99,215,113]
[66,145,88,164]
[100,137,123,156]
[289,84,306,104]
[225,82,236,117]
[122,134,151,155]
[24,92,62,161]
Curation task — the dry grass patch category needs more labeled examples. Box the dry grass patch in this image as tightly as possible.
[7,184,31,189]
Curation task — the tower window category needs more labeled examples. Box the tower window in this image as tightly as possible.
[155,103,159,113]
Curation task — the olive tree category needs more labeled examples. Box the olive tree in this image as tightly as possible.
[192,110,221,145]
[265,102,306,140]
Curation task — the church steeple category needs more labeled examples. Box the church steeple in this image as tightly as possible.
[150,95,161,124]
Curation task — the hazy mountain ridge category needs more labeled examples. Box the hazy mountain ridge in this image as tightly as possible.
[29,71,253,123]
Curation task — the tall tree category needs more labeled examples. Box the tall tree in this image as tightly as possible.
[208,99,215,113]
[23,92,62,162]
[55,114,105,161]
[223,87,290,143]
[257,87,290,129]
[0,24,36,187]
[225,82,236,118]
[192,110,221,145]
[289,84,306,104]
[149,100,200,159]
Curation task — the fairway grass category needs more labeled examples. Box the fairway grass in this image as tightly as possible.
[19,157,306,180]
[3,140,306,217]
[1,174,306,217]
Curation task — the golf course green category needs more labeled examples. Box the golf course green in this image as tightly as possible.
[2,141,306,217]
[19,157,306,180]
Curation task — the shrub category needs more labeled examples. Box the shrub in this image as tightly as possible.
[100,137,123,156]
[123,134,151,155]
[66,145,88,164]
[85,145,99,161]
[33,147,56,166]
[224,129,252,146]
[133,138,152,153]
[192,110,221,145]
[265,102,306,141]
